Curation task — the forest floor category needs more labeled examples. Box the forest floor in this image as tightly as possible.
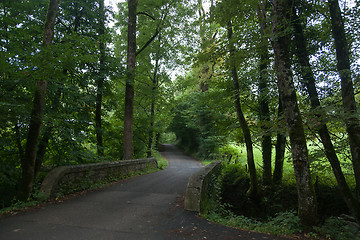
[0,145,294,240]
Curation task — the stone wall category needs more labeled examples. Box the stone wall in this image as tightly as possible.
[184,161,222,214]
[40,158,158,199]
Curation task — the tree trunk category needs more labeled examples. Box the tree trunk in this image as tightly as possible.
[123,0,138,160]
[257,1,272,186]
[14,121,25,166]
[227,20,258,199]
[35,126,51,175]
[146,99,155,158]
[19,0,59,200]
[147,51,160,158]
[271,0,317,227]
[35,87,62,176]
[273,98,286,184]
[95,0,106,157]
[328,0,360,195]
[293,10,360,223]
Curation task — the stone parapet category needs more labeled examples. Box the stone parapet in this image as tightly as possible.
[40,158,158,199]
[184,161,221,214]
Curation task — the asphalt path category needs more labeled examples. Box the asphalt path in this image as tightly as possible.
[0,145,292,240]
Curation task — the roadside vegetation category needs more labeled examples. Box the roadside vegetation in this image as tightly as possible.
[194,144,360,239]
[1,0,360,239]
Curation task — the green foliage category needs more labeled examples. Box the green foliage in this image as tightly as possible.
[206,208,302,236]
[160,132,177,144]
[0,199,44,216]
[204,162,357,238]
[256,211,302,235]
[313,217,360,240]
[152,151,168,170]
[1,1,360,237]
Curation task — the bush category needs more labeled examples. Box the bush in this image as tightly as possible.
[256,211,302,235]
[313,217,360,240]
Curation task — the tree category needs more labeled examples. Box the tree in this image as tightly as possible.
[292,6,360,223]
[256,0,272,186]
[328,0,360,196]
[271,0,317,226]
[122,0,175,159]
[146,38,161,158]
[95,0,106,156]
[19,0,59,200]
[123,0,138,160]
[227,19,258,199]
[273,98,286,184]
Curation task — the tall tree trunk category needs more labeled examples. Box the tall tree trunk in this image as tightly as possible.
[257,1,272,186]
[197,0,213,156]
[14,120,25,166]
[146,98,155,158]
[19,0,59,200]
[227,20,258,199]
[293,9,360,222]
[147,50,160,158]
[273,97,286,184]
[35,126,51,175]
[95,0,106,157]
[328,0,360,195]
[35,87,62,176]
[123,0,138,160]
[271,0,317,227]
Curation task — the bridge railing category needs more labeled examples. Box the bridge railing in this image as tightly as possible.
[184,160,222,214]
[39,158,158,199]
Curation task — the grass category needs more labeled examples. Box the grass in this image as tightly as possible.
[153,151,169,169]
[200,142,360,239]
[203,141,356,188]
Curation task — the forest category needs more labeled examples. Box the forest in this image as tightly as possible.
[1,0,360,238]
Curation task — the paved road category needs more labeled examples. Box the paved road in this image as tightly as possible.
[0,145,291,240]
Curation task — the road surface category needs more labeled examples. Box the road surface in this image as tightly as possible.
[0,145,291,240]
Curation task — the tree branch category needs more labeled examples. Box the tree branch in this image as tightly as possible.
[136,5,170,56]
[137,11,155,20]
[136,29,159,56]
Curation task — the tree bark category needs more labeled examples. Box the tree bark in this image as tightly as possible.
[271,0,317,226]
[14,121,25,166]
[257,1,272,186]
[35,87,62,176]
[123,0,138,160]
[293,7,360,222]
[292,3,360,221]
[147,49,160,158]
[227,20,258,199]
[273,97,286,184]
[328,0,360,195]
[19,0,59,200]
[95,0,106,157]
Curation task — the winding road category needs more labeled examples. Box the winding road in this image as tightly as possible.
[0,145,291,239]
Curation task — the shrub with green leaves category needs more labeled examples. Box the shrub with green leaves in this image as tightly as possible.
[313,217,360,240]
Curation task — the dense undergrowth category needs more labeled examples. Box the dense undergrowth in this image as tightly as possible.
[203,160,360,240]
